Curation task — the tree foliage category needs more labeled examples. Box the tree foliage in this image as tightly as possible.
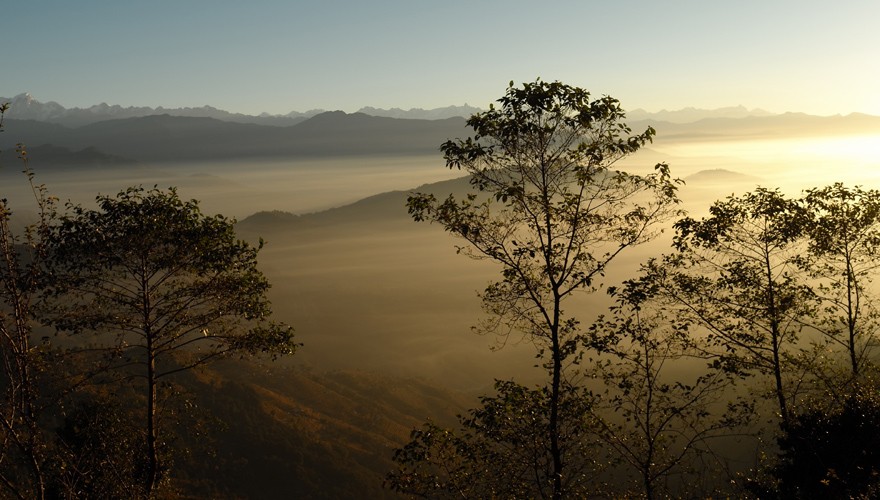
[0,102,56,499]
[400,79,682,498]
[587,289,753,498]
[49,395,149,499]
[43,186,296,495]
[799,183,880,379]
[387,380,606,498]
[633,188,812,427]
[745,381,880,499]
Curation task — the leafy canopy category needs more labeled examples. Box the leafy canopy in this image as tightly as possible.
[408,79,681,346]
[45,186,295,376]
[399,79,682,499]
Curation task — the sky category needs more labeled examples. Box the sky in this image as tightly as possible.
[5,1,880,117]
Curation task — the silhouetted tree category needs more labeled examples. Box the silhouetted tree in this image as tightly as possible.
[636,188,812,428]
[44,187,296,496]
[387,380,607,498]
[49,395,147,499]
[587,286,752,498]
[799,183,880,380]
[402,79,681,498]
[0,102,55,500]
[743,381,880,499]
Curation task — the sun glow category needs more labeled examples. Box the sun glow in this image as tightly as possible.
[792,135,880,164]
[653,134,880,192]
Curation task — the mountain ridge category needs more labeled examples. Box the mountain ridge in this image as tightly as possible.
[12,92,877,128]
[3,104,879,168]
[0,93,480,127]
[0,112,470,162]
[626,105,775,123]
[631,112,880,141]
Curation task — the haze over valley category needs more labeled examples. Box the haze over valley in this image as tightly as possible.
[4,97,880,391]
[6,0,880,495]
[4,82,880,496]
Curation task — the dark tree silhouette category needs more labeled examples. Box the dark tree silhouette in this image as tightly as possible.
[799,183,880,380]
[388,380,607,498]
[399,79,681,499]
[636,188,811,427]
[0,102,56,500]
[747,383,880,499]
[44,186,296,496]
[587,288,752,499]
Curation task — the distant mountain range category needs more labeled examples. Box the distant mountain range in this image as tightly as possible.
[635,112,880,140]
[626,105,774,123]
[1,93,822,128]
[0,112,470,163]
[0,93,481,127]
[356,104,482,120]
[2,93,880,169]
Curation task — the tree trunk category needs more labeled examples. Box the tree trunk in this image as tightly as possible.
[146,351,159,497]
[143,268,159,498]
[765,246,789,427]
[846,260,859,377]
[549,302,563,500]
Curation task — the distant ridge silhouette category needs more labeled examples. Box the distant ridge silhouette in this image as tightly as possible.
[0,93,480,127]
[0,112,469,162]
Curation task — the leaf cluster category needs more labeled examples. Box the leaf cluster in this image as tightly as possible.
[387,380,605,499]
[43,186,297,372]
[587,295,753,497]
[408,79,682,350]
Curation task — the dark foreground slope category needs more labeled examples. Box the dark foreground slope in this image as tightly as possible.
[147,359,471,499]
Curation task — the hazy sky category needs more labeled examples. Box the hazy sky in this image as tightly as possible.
[6,1,880,116]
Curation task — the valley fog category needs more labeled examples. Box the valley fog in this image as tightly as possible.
[4,131,880,392]
[246,130,880,392]
[1,154,461,220]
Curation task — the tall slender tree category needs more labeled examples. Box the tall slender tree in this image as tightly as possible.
[587,286,752,498]
[0,103,54,500]
[401,79,681,498]
[44,187,296,496]
[800,183,880,380]
[639,188,811,427]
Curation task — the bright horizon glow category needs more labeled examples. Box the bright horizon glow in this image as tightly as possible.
[657,135,880,163]
[652,134,880,194]
[5,1,880,117]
